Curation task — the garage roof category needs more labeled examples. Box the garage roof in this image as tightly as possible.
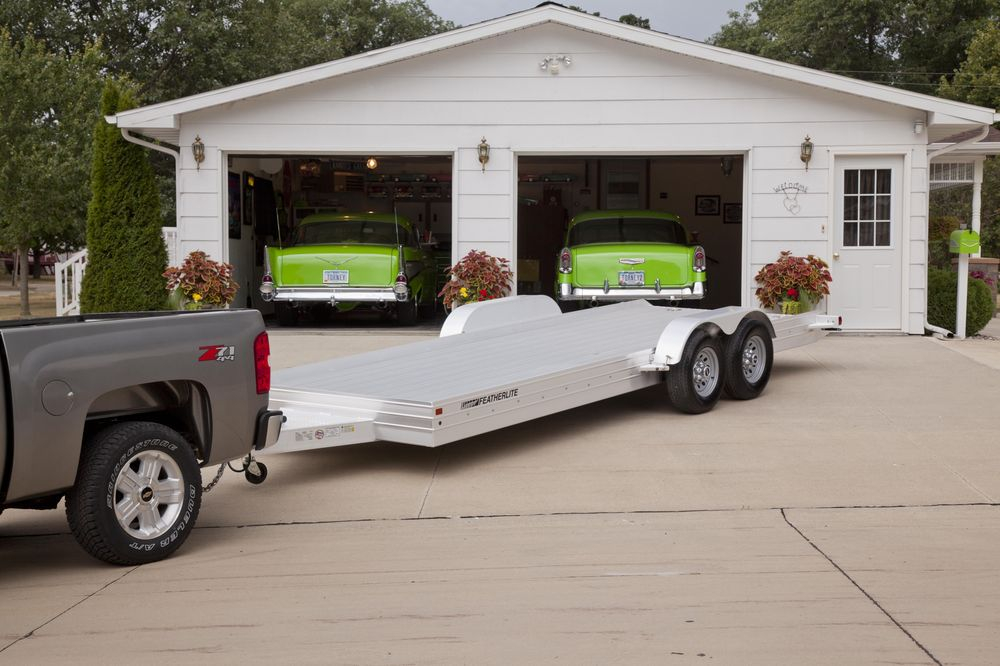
[110,2,1000,144]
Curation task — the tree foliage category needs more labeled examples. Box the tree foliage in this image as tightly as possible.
[80,81,168,313]
[938,20,1000,110]
[0,29,102,314]
[711,0,1000,91]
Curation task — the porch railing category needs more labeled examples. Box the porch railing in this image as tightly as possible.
[55,227,179,316]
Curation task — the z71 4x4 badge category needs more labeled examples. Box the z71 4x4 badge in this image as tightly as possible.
[198,345,236,362]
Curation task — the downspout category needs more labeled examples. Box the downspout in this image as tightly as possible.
[116,124,181,263]
[923,123,990,338]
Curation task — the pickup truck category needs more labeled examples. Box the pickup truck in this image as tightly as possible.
[0,310,283,565]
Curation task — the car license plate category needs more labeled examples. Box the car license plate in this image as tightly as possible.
[619,270,644,286]
[323,270,349,284]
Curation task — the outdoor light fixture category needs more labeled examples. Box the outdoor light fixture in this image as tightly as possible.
[720,156,734,177]
[478,137,490,172]
[539,55,572,75]
[192,135,205,170]
[800,135,814,170]
[366,156,378,170]
[913,120,925,135]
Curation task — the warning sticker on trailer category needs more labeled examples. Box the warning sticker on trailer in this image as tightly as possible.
[294,425,356,442]
[460,388,519,410]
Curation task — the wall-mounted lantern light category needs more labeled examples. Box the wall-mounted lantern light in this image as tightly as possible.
[720,156,734,177]
[366,156,378,170]
[478,137,490,172]
[800,135,814,170]
[192,135,205,170]
[913,120,925,135]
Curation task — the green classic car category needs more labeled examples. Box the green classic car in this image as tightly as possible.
[260,212,435,325]
[555,209,706,303]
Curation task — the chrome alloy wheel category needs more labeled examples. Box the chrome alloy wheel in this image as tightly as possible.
[692,346,721,398]
[741,334,767,384]
[114,450,185,540]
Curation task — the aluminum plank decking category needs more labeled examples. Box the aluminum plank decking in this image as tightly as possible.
[273,300,676,406]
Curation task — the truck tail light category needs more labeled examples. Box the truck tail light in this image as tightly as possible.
[254,331,271,394]
[693,246,706,273]
[558,247,572,274]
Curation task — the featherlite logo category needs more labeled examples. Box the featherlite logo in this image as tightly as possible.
[461,388,519,410]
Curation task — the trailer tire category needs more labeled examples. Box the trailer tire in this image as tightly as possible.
[666,328,725,414]
[723,319,773,400]
[66,422,202,566]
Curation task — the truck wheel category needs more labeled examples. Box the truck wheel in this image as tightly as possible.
[666,328,725,414]
[66,422,201,566]
[723,319,773,400]
[275,303,298,326]
[397,299,419,326]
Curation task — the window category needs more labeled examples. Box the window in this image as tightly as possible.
[843,169,891,247]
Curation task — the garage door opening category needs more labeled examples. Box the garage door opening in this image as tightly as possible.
[226,155,452,323]
[517,156,743,309]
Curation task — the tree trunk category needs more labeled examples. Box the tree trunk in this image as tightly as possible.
[18,245,31,317]
[32,245,43,279]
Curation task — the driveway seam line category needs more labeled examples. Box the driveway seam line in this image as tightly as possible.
[780,508,942,666]
[416,452,442,519]
[5,502,996,538]
[0,565,138,654]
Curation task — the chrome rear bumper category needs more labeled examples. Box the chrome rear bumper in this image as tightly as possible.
[558,281,705,301]
[265,287,405,303]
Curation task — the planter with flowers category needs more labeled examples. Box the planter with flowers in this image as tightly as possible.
[163,251,238,310]
[438,250,514,311]
[754,251,832,314]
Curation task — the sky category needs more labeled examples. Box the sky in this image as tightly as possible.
[422,1,751,42]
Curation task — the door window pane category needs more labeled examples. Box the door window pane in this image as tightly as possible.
[860,196,874,220]
[859,221,875,246]
[844,171,859,194]
[876,169,891,193]
[844,222,858,246]
[860,170,875,194]
[844,197,858,220]
[876,195,891,220]
[875,221,890,246]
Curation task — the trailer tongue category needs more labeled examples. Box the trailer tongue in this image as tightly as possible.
[264,297,839,455]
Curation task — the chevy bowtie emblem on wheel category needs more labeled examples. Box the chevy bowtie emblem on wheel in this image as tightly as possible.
[619,258,645,265]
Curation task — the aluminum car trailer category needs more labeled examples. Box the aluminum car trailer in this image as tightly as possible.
[264,297,839,455]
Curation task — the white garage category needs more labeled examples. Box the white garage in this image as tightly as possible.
[106,4,998,332]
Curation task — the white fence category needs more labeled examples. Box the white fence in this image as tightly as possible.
[55,227,179,316]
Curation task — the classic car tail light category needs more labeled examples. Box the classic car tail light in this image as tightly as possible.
[693,246,706,273]
[253,332,271,395]
[558,247,572,274]
[259,274,275,300]
[393,272,409,300]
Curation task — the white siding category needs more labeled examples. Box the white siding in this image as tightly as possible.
[173,22,929,330]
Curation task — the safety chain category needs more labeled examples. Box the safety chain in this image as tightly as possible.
[202,463,226,494]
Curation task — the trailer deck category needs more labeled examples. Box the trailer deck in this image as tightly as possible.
[265,298,839,455]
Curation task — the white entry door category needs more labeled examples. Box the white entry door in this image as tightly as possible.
[828,157,903,330]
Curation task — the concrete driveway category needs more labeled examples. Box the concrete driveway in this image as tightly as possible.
[1,321,999,664]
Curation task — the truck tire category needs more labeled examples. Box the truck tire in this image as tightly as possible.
[275,303,298,326]
[666,328,725,414]
[723,319,773,400]
[66,422,202,565]
[397,299,419,326]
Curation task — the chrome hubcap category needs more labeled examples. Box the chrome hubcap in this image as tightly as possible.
[692,346,720,398]
[114,451,184,540]
[742,335,766,384]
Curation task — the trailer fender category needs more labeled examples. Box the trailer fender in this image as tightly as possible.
[651,307,774,367]
[440,295,561,337]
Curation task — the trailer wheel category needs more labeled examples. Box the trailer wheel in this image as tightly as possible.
[666,328,725,414]
[723,320,773,400]
[275,303,298,327]
[66,422,201,565]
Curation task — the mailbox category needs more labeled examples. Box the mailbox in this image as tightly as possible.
[949,229,981,254]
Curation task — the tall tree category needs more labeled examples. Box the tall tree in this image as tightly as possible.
[710,0,999,91]
[80,81,168,313]
[0,30,102,315]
